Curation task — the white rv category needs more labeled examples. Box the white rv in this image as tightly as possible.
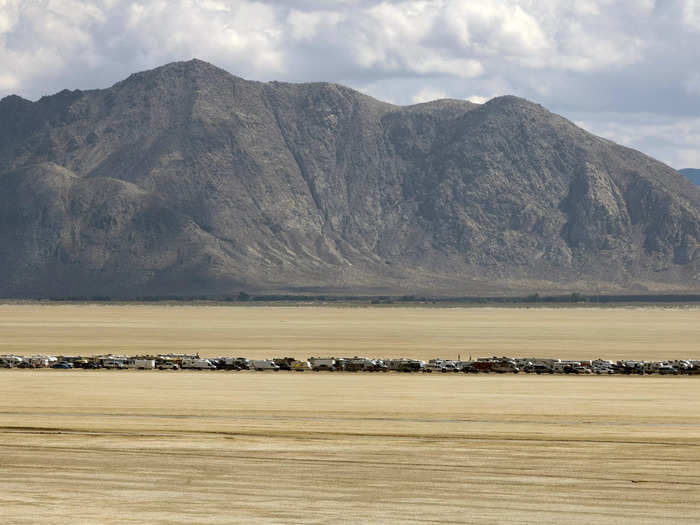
[181,358,217,370]
[251,359,280,371]
[308,357,336,371]
[125,359,156,370]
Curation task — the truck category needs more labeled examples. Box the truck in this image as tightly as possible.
[291,360,311,371]
[426,359,462,373]
[553,361,581,374]
[491,359,520,374]
[250,359,280,371]
[470,359,494,373]
[181,358,217,370]
[156,359,179,370]
[386,359,425,373]
[216,357,250,370]
[615,360,645,375]
[342,357,374,372]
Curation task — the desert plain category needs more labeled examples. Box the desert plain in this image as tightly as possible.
[1,304,700,524]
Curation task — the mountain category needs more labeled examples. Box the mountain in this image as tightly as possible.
[679,169,700,186]
[1,59,699,297]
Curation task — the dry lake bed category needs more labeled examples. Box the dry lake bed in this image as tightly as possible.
[1,304,699,523]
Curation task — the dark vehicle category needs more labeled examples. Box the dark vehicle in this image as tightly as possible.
[342,357,374,372]
[273,357,295,371]
[470,360,493,373]
[523,363,553,374]
[51,362,73,369]
[233,358,250,370]
[387,359,424,373]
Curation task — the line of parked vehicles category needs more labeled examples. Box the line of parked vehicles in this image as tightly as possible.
[1,353,700,375]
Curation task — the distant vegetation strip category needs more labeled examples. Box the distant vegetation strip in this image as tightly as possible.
[5,292,700,304]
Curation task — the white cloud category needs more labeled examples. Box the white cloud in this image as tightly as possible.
[412,87,448,104]
[683,0,700,30]
[466,95,488,104]
[572,112,700,168]
[0,0,699,167]
[288,10,342,41]
[440,1,549,55]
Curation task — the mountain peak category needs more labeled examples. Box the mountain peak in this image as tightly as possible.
[0,60,698,297]
[112,58,238,90]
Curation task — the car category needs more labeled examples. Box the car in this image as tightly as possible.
[51,362,73,369]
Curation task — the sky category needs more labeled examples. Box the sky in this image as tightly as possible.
[1,0,699,168]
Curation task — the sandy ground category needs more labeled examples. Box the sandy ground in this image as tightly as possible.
[1,305,699,523]
[1,371,699,524]
[0,303,699,360]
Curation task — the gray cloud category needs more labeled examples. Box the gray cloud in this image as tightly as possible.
[1,0,699,168]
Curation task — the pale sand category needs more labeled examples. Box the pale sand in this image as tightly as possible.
[1,305,699,524]
[1,372,699,524]
[0,304,699,360]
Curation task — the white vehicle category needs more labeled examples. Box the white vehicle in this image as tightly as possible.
[427,359,461,373]
[156,360,179,370]
[525,358,561,368]
[644,361,677,375]
[669,360,692,373]
[28,355,56,368]
[101,358,127,369]
[308,357,337,371]
[126,359,155,370]
[0,355,24,368]
[553,361,581,374]
[181,358,217,370]
[592,359,614,368]
[491,359,520,374]
[251,359,280,371]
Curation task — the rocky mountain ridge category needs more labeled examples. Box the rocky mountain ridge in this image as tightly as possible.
[1,59,699,297]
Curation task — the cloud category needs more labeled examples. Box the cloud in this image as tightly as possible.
[466,95,489,104]
[683,0,700,30]
[0,0,699,167]
[411,87,448,104]
[573,112,700,168]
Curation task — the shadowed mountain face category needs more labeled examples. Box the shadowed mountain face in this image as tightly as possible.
[1,59,699,297]
[680,169,700,186]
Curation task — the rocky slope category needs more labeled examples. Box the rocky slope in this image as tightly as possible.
[1,59,699,297]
